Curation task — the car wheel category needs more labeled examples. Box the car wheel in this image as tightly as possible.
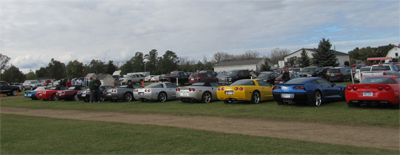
[11,90,18,96]
[310,91,322,106]
[158,92,167,102]
[73,94,79,101]
[123,93,133,102]
[201,92,212,103]
[223,100,233,104]
[347,102,360,107]
[52,94,58,101]
[251,91,260,104]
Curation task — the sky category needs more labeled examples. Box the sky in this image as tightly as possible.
[1,0,399,73]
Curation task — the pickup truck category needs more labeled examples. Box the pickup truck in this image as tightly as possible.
[361,64,400,80]
[160,71,190,85]
[0,81,21,96]
[119,74,145,84]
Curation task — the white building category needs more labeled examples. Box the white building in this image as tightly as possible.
[284,48,349,67]
[213,59,265,73]
[385,46,400,62]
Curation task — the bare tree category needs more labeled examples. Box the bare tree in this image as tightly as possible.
[0,53,10,72]
[266,48,290,65]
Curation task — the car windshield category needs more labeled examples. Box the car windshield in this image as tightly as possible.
[285,78,310,84]
[301,68,316,72]
[123,75,132,78]
[227,71,239,76]
[231,80,255,86]
[361,77,398,84]
[192,82,205,86]
[146,83,164,88]
[217,73,227,77]
[371,66,391,71]
[68,87,76,90]
[257,73,271,78]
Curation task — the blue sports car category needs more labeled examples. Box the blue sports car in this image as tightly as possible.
[272,77,346,106]
[24,87,48,100]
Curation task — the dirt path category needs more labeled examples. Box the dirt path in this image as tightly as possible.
[1,107,399,150]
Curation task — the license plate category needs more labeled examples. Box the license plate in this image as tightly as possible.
[331,73,334,76]
[59,94,62,96]
[39,94,42,96]
[363,92,373,97]
[180,93,189,96]
[282,86,289,90]
[139,92,144,95]
[81,94,86,97]
[281,93,294,98]
[191,78,194,80]
[225,91,234,95]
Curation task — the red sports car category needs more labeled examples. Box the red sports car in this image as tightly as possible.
[56,86,87,101]
[345,76,400,108]
[36,86,69,101]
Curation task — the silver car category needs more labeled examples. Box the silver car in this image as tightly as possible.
[133,82,178,102]
[22,80,43,90]
[176,82,221,103]
[105,84,143,102]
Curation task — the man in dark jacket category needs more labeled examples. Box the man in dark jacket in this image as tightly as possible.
[281,67,290,83]
[88,77,94,103]
[93,77,102,102]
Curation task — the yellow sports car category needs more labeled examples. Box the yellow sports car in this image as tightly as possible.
[217,79,274,104]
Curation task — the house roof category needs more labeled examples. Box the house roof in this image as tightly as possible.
[214,59,264,67]
[286,48,348,57]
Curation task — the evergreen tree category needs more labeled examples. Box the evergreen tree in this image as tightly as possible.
[2,65,25,83]
[311,38,339,67]
[260,58,271,71]
[298,48,311,67]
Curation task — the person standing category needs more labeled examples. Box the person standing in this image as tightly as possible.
[66,79,71,87]
[88,77,95,103]
[281,67,290,83]
[77,78,82,86]
[93,77,102,103]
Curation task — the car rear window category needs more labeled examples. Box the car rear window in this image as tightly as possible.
[361,77,398,84]
[371,66,390,71]
[328,69,340,73]
[231,80,255,86]
[190,73,199,77]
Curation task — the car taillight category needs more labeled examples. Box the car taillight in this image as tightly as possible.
[377,86,383,91]
[176,88,180,91]
[222,87,225,91]
[168,78,171,81]
[383,72,387,75]
[147,89,151,92]
[103,90,107,93]
[337,73,342,76]
[189,88,195,91]
[134,89,138,92]
[326,74,329,77]
[239,87,243,91]
[347,86,352,91]
[293,86,306,90]
[385,86,391,91]
[273,86,281,89]
[218,88,220,91]
[353,86,358,91]
[234,87,238,91]
[360,73,363,77]
[112,89,117,93]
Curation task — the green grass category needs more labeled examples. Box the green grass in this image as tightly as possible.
[2,96,399,127]
[2,114,398,154]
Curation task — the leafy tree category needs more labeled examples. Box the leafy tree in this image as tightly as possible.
[35,67,48,77]
[87,59,106,74]
[0,53,10,72]
[131,52,145,72]
[66,60,85,78]
[46,58,66,80]
[25,70,37,80]
[158,50,179,73]
[106,60,117,75]
[260,57,271,71]
[120,60,134,75]
[2,65,25,83]
[311,38,339,67]
[144,49,159,74]
[298,48,311,67]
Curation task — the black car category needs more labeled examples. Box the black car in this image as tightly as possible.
[0,81,21,96]
[256,72,280,85]
[218,70,251,85]
[298,66,323,77]
[326,67,352,82]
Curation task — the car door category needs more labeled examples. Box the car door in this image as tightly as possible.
[316,79,341,98]
[256,80,273,100]
[165,83,177,99]
[0,82,10,93]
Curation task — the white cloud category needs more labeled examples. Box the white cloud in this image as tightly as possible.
[1,0,399,73]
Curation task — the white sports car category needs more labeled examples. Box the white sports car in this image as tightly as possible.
[133,82,178,102]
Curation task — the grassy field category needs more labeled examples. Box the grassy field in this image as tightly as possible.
[2,114,398,154]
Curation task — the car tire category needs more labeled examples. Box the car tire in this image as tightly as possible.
[309,91,322,106]
[123,93,133,102]
[52,94,58,101]
[11,90,18,96]
[158,92,167,102]
[201,92,212,103]
[251,91,260,104]
[73,94,79,101]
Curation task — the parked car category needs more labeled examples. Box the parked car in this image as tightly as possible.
[255,72,280,85]
[22,80,43,90]
[188,71,218,84]
[133,82,178,102]
[345,76,400,108]
[216,79,274,104]
[42,80,52,86]
[10,82,23,91]
[144,75,155,82]
[298,66,323,77]
[24,87,48,100]
[272,77,346,106]
[0,81,21,96]
[160,71,190,85]
[80,85,115,102]
[218,70,252,85]
[119,74,145,85]
[150,75,160,82]
[361,64,400,80]
[105,84,143,102]
[326,67,352,82]
[176,82,221,103]
[274,72,300,84]
[56,86,87,101]
[36,86,69,101]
